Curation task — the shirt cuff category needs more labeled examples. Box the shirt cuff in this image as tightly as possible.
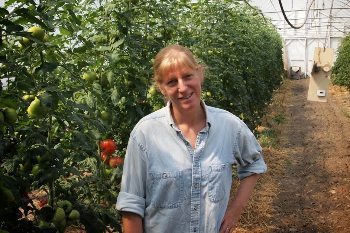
[116,192,145,218]
[237,156,267,180]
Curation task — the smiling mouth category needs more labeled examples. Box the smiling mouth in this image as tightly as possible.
[179,92,193,100]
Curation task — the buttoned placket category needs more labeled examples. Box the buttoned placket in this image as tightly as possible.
[178,129,208,233]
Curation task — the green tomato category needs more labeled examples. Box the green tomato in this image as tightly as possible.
[52,207,66,224]
[36,153,51,164]
[124,78,132,86]
[4,108,17,124]
[28,26,45,41]
[147,86,158,99]
[43,33,49,42]
[148,86,157,96]
[82,71,97,82]
[100,110,111,122]
[52,207,66,233]
[22,94,35,102]
[57,200,72,214]
[19,161,32,172]
[68,209,80,220]
[38,220,52,229]
[31,164,41,177]
[105,168,113,176]
[27,98,43,117]
[20,37,31,46]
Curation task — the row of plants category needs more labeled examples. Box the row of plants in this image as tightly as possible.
[332,34,350,90]
[0,0,283,232]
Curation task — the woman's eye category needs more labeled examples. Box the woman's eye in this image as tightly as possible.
[167,80,177,86]
[184,74,193,80]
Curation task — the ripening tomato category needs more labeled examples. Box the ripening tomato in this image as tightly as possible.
[100,139,117,155]
[38,198,48,208]
[109,156,123,168]
[100,151,109,164]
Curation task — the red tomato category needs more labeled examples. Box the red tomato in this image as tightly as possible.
[38,198,48,208]
[109,156,123,168]
[100,152,110,164]
[100,139,117,155]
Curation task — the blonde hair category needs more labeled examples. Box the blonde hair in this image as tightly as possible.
[153,44,204,84]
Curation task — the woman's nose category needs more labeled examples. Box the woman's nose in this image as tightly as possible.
[177,79,187,92]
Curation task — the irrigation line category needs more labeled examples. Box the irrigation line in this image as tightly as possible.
[278,0,315,29]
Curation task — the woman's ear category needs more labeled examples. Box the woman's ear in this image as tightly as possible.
[198,67,205,85]
[160,88,169,101]
[157,83,166,97]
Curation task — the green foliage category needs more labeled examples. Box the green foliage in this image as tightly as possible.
[0,0,283,231]
[257,128,278,148]
[172,1,284,128]
[332,34,350,90]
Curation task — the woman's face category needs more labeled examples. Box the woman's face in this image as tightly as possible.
[159,65,203,113]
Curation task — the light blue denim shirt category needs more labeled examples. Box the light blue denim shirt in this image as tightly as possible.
[116,102,267,233]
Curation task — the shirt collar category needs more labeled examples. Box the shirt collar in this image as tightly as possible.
[166,101,211,132]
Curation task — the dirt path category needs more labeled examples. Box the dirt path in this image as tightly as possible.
[237,78,350,233]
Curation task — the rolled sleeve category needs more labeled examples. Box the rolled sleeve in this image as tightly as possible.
[234,120,267,180]
[237,156,267,180]
[116,192,145,218]
[116,134,147,217]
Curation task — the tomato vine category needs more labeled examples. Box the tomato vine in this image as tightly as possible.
[0,0,283,232]
[332,34,350,90]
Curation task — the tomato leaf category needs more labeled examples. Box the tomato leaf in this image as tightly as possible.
[0,8,9,17]
[13,8,49,30]
[34,62,58,74]
[68,9,81,26]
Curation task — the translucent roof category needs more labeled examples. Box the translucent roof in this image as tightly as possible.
[249,0,350,39]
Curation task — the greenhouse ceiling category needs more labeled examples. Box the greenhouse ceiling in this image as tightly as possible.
[249,0,350,39]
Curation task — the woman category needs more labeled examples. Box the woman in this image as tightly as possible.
[116,44,267,233]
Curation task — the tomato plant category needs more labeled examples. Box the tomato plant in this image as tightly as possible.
[0,0,283,232]
[332,34,350,90]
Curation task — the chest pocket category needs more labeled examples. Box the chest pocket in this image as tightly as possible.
[149,171,184,209]
[208,164,230,203]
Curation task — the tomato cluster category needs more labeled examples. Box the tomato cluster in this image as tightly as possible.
[36,200,80,232]
[100,139,117,154]
[99,139,123,168]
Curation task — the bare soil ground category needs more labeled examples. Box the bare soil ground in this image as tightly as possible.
[236,78,350,233]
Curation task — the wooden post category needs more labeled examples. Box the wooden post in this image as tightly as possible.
[307,47,333,102]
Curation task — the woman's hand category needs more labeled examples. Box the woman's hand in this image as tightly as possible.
[219,208,239,233]
[219,174,260,233]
